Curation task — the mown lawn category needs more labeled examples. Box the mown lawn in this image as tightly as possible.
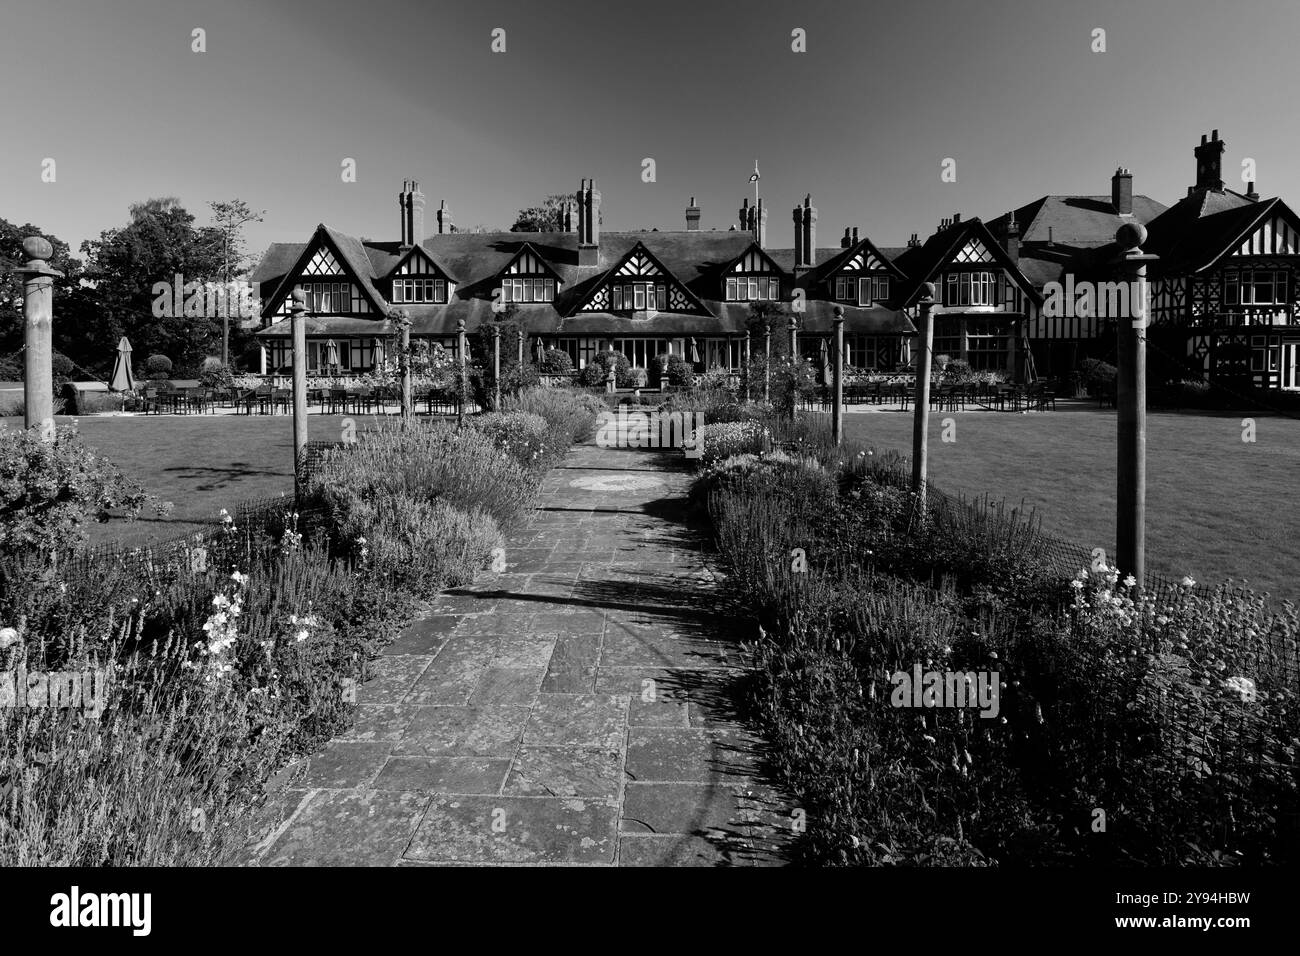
[839,401,1300,602]
[5,413,381,548]
[11,401,1298,602]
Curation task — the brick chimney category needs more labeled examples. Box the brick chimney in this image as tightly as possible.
[1246,181,1260,201]
[1111,167,1133,216]
[685,196,701,231]
[577,178,600,266]
[1004,214,1020,264]
[841,227,852,249]
[1194,130,1226,192]
[907,232,920,248]
[436,198,455,235]
[792,194,817,269]
[399,180,425,250]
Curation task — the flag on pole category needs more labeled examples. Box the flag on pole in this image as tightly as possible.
[749,161,760,183]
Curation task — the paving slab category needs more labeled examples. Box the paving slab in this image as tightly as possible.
[257,441,793,866]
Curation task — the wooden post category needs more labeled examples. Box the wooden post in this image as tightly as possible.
[290,289,309,501]
[1114,223,1156,587]
[911,283,937,510]
[493,325,501,410]
[744,330,752,398]
[832,306,845,446]
[763,323,771,403]
[10,237,62,442]
[517,328,524,366]
[788,314,798,358]
[400,322,412,419]
[456,318,467,426]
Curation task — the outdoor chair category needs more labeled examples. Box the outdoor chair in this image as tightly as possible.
[271,388,292,414]
[350,386,374,414]
[326,388,349,414]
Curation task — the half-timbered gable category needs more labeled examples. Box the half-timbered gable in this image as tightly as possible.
[721,244,784,302]
[497,243,562,304]
[571,242,709,316]
[822,238,905,307]
[262,228,384,318]
[386,245,456,305]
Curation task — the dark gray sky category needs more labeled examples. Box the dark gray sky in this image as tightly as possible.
[4,0,1298,259]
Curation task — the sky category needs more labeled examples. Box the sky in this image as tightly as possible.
[3,0,1299,264]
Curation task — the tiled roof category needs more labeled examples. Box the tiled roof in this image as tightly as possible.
[1142,190,1271,272]
[985,194,1167,248]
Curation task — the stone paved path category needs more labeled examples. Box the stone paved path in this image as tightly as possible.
[242,441,794,866]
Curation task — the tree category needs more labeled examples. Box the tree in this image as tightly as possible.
[208,199,265,365]
[79,198,226,372]
[511,193,603,232]
[0,218,85,358]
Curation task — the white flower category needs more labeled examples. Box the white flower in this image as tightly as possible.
[295,630,309,642]
[1180,575,1196,588]
[230,571,248,585]
[1222,675,1257,703]
[1123,575,1136,588]
[0,626,18,649]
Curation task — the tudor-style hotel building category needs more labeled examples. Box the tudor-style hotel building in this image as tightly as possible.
[250,131,1300,391]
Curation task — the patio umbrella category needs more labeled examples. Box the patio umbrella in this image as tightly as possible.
[688,337,700,365]
[109,337,135,391]
[534,336,544,364]
[325,339,340,369]
[818,336,830,385]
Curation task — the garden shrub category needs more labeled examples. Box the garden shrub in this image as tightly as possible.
[540,348,573,375]
[333,493,501,597]
[144,354,173,380]
[0,422,170,554]
[500,386,603,448]
[697,420,770,466]
[306,420,534,532]
[1079,358,1117,394]
[579,350,633,388]
[471,411,549,472]
[665,353,694,387]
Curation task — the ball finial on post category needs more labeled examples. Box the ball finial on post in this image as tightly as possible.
[1116,222,1147,253]
[920,281,937,302]
[23,236,53,262]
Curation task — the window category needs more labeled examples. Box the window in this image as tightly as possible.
[845,335,878,369]
[703,338,744,370]
[501,277,554,303]
[556,337,604,369]
[932,317,963,358]
[944,271,997,307]
[966,321,1010,371]
[611,281,666,311]
[726,276,780,301]
[393,278,447,304]
[857,276,889,304]
[1224,269,1288,306]
[289,281,370,314]
[614,338,670,369]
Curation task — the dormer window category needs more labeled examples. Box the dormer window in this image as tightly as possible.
[726,276,780,301]
[500,246,559,304]
[612,281,666,311]
[836,276,889,304]
[502,277,555,303]
[390,247,454,305]
[393,278,448,303]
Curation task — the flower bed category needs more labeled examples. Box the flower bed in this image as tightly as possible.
[696,404,1299,866]
[0,388,601,864]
